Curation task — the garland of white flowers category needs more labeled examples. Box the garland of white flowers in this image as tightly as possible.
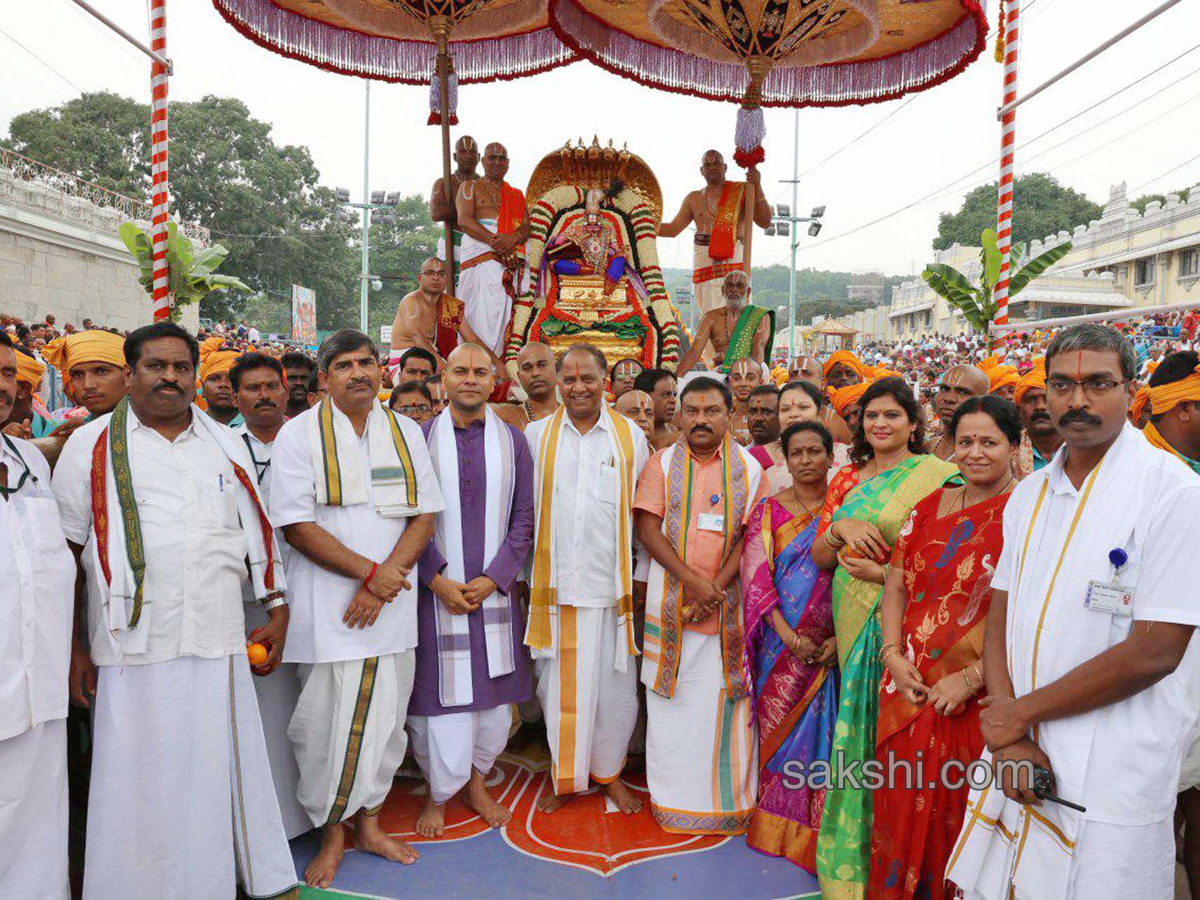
[506,185,680,381]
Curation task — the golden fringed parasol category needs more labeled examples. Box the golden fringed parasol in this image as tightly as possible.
[548,0,988,269]
[213,0,577,269]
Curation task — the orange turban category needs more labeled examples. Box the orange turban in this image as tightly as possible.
[979,356,1000,372]
[1149,364,1200,416]
[198,338,240,385]
[41,331,126,383]
[1013,360,1046,407]
[823,351,867,381]
[14,351,45,390]
[988,365,1019,394]
[1131,385,1151,423]
[873,368,903,380]
[830,382,869,417]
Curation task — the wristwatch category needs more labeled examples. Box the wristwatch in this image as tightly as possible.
[261,593,288,613]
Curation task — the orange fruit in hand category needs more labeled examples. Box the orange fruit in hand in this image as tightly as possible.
[247,642,270,667]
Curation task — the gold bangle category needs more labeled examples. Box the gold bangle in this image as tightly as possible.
[962,667,975,693]
[878,641,901,664]
[825,528,846,550]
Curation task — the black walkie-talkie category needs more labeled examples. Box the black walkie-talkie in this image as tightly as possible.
[1032,766,1086,813]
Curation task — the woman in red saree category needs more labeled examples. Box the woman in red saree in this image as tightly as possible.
[868,396,1022,900]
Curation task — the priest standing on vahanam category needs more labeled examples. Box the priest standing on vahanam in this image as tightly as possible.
[53,322,297,899]
[409,344,535,838]
[948,324,1200,899]
[271,329,443,889]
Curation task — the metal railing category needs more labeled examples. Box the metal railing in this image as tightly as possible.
[0,147,209,244]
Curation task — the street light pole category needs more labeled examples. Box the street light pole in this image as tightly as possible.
[788,109,799,359]
[360,80,371,333]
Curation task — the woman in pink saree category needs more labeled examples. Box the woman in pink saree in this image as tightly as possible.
[741,421,839,872]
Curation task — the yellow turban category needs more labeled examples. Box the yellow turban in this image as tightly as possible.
[1131,385,1151,423]
[14,351,45,390]
[1013,360,1046,407]
[1149,363,1200,416]
[198,338,240,385]
[41,331,126,383]
[873,368,903,380]
[988,365,1019,394]
[830,382,870,417]
[823,351,867,381]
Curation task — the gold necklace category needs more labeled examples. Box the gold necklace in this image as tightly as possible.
[790,484,823,520]
[958,475,1014,512]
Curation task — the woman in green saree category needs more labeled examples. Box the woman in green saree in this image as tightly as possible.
[810,377,959,900]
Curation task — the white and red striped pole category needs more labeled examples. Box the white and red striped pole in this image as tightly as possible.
[149,0,170,320]
[992,0,1020,329]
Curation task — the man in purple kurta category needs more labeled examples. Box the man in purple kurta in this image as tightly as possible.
[409,344,534,838]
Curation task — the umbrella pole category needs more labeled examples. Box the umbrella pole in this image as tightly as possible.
[434,22,455,279]
[742,171,755,278]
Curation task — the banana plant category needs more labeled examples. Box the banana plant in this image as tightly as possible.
[922,228,1072,336]
[119,221,251,321]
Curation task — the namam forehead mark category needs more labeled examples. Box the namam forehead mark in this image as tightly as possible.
[420,256,446,274]
[617,390,653,414]
[447,343,490,372]
[456,135,477,151]
[732,358,758,377]
[702,149,723,164]
[484,142,508,158]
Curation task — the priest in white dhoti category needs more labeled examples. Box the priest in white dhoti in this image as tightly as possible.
[270,329,443,889]
[634,376,766,835]
[0,333,72,898]
[51,322,297,900]
[409,344,536,838]
[947,324,1200,900]
[231,351,312,839]
[452,142,530,358]
[525,344,649,815]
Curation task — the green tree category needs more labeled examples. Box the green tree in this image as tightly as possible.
[932,173,1101,252]
[1130,187,1191,214]
[4,92,361,329]
[360,195,442,339]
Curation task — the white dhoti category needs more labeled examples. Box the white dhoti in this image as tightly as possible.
[245,601,310,839]
[289,651,415,827]
[0,720,69,898]
[949,775,1173,899]
[536,605,637,795]
[645,629,757,835]
[83,656,297,900]
[692,240,743,317]
[408,705,511,804]
[456,222,525,358]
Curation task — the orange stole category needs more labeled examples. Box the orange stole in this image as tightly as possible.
[709,181,746,261]
[436,295,464,359]
[499,182,526,252]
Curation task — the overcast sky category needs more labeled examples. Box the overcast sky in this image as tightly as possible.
[3,0,1198,276]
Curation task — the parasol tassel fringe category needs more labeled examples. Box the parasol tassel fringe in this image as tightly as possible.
[734,104,765,169]
[428,69,459,126]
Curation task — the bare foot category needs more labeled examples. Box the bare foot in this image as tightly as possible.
[464,768,511,828]
[304,823,346,889]
[355,811,420,865]
[603,779,642,815]
[536,789,574,814]
[415,794,446,839]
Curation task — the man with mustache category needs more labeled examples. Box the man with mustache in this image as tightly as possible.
[281,351,316,419]
[270,329,443,888]
[949,324,1200,900]
[674,270,773,375]
[929,364,989,461]
[51,322,297,899]
[634,375,766,835]
[0,331,74,897]
[525,344,649,816]
[1014,360,1062,475]
[409,344,535,839]
[230,352,311,839]
[633,368,679,451]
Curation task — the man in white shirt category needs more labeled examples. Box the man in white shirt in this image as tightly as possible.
[53,322,296,900]
[948,324,1200,899]
[525,344,649,816]
[231,351,311,839]
[0,332,72,897]
[271,329,444,888]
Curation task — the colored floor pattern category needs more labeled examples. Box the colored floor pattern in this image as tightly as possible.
[291,750,820,899]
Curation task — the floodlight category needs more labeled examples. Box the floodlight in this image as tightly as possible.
[764,224,777,237]
[810,205,826,219]
[808,221,823,237]
[335,187,350,203]
[777,221,790,237]
[386,192,401,206]
[371,190,385,204]
[775,203,791,218]
[370,277,383,291]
